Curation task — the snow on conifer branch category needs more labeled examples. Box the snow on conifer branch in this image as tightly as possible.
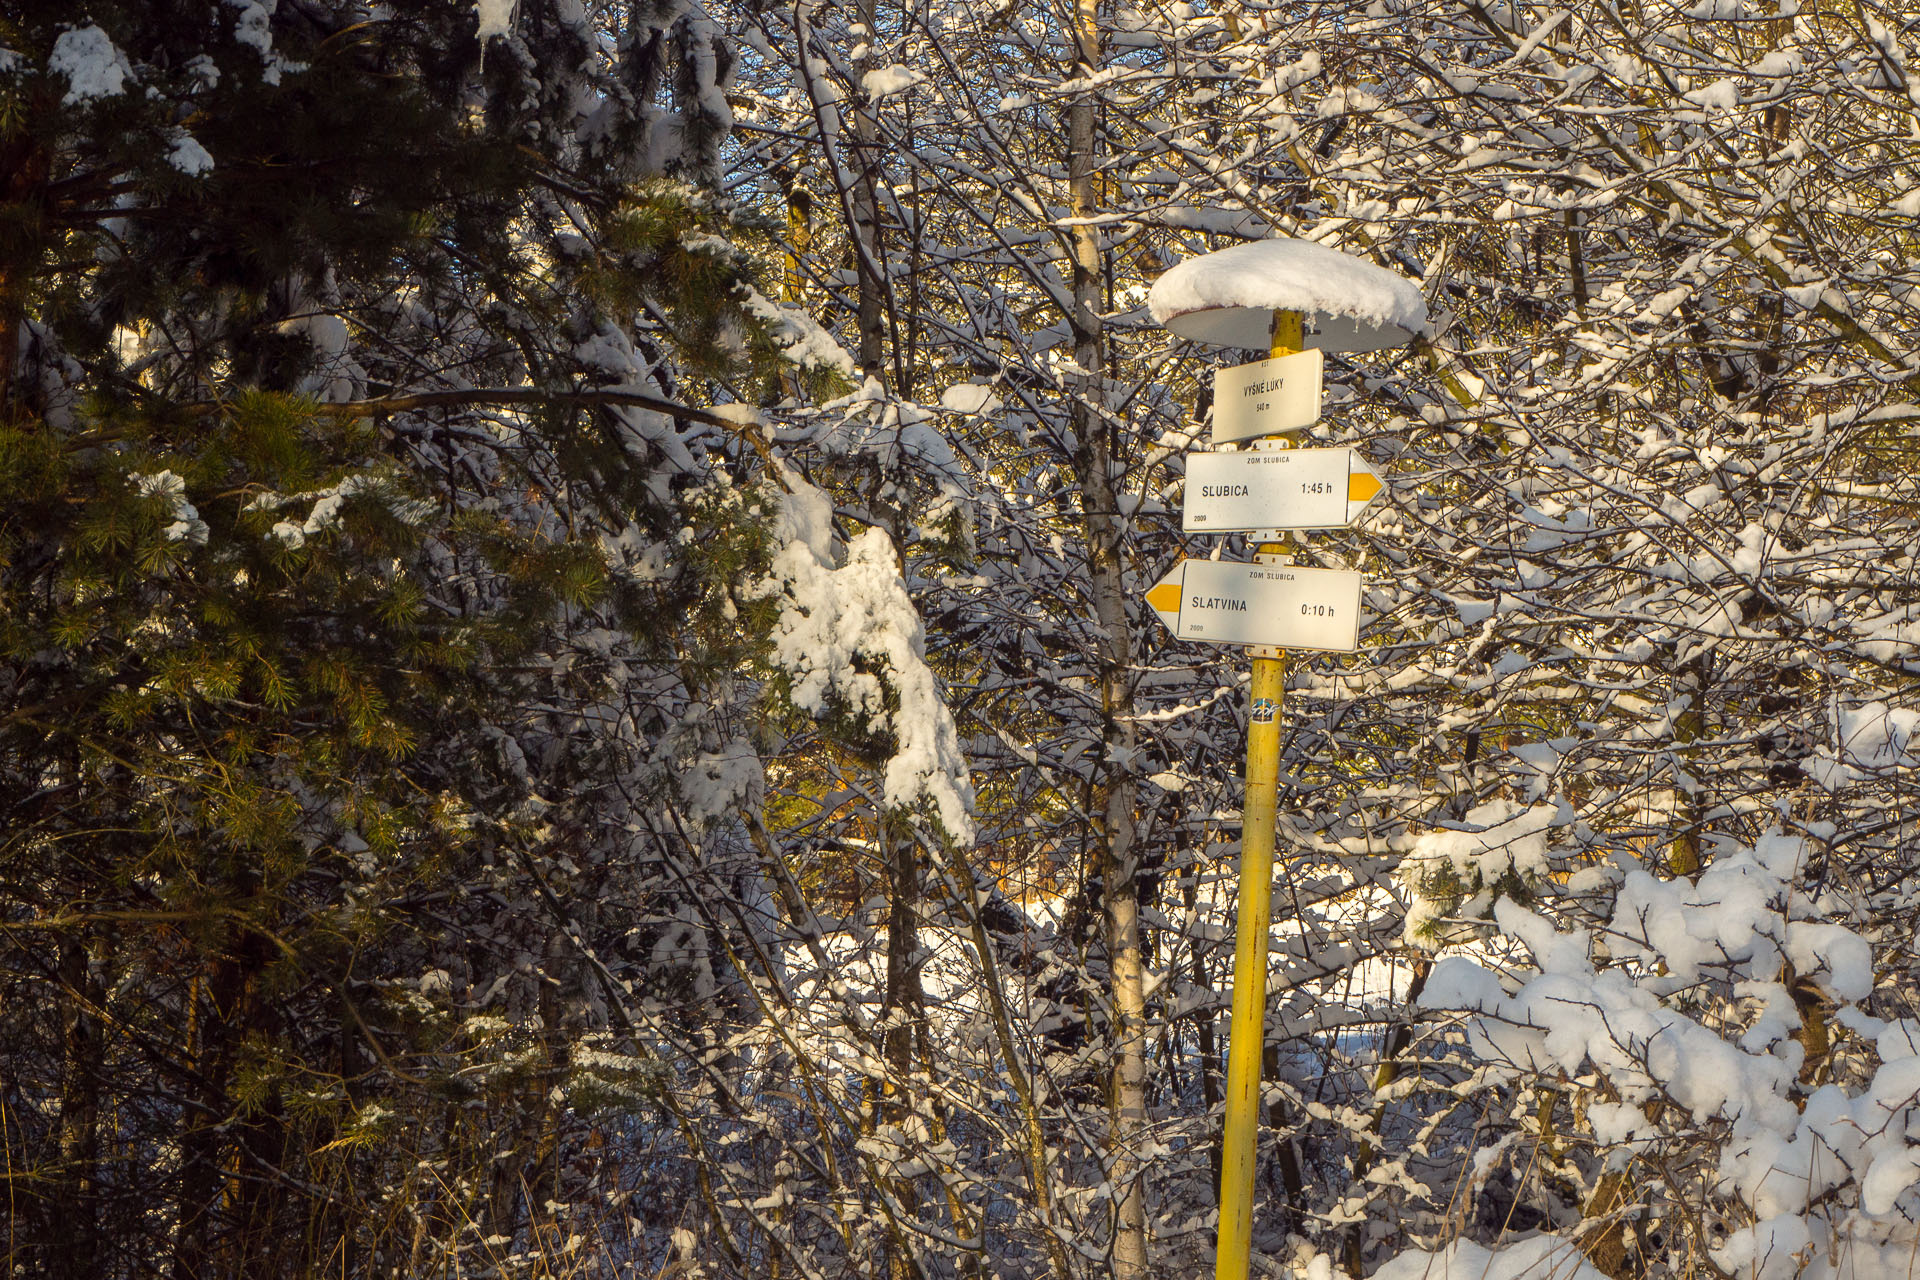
[753,468,975,841]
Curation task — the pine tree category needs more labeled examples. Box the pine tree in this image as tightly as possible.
[0,2,785,1276]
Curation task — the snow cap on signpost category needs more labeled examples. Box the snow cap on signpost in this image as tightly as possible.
[1147,238,1429,352]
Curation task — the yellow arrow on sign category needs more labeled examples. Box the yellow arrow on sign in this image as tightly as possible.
[1348,470,1382,503]
[1145,578,1183,614]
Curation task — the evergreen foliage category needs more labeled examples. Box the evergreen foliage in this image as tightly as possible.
[0,2,786,1276]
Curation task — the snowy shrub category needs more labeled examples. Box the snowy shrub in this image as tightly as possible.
[1415,830,1920,1280]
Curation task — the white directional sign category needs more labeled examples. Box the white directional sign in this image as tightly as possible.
[1183,447,1384,533]
[1212,348,1324,444]
[1144,559,1362,652]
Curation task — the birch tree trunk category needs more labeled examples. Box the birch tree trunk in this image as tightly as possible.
[1066,0,1149,1272]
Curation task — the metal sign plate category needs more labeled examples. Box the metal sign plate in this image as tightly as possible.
[1144,559,1362,651]
[1182,447,1384,532]
[1211,349,1324,444]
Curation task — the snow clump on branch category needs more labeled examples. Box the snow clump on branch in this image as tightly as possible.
[1399,798,1563,946]
[1373,1236,1611,1280]
[753,468,975,841]
[48,25,133,104]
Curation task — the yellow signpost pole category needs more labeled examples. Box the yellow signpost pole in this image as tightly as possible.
[1148,238,1421,1280]
[1214,309,1303,1280]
